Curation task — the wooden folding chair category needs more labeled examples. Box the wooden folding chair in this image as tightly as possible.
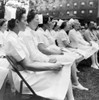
[6,56,51,100]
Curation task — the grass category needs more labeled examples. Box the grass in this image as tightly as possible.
[74,67,99,100]
[3,58,99,100]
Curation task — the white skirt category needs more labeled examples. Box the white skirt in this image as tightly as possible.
[70,41,99,59]
[47,44,81,61]
[12,62,72,100]
[0,58,9,89]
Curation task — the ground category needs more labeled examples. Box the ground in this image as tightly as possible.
[74,67,99,100]
[3,59,99,100]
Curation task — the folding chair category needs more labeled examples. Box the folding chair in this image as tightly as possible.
[6,56,51,100]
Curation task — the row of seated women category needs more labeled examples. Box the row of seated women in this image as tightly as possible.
[0,7,99,100]
[56,19,99,69]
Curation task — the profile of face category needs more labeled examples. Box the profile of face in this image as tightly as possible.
[89,22,96,30]
[67,22,72,30]
[18,14,27,31]
[49,20,55,30]
[94,23,97,28]
[64,22,70,31]
[80,28,86,35]
[31,14,39,28]
[74,23,81,30]
[0,21,7,32]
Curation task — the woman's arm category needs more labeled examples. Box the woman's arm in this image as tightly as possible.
[38,43,62,55]
[19,58,63,72]
[62,40,71,48]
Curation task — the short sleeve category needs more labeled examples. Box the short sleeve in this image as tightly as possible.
[69,30,78,42]
[36,31,45,44]
[60,31,70,43]
[5,38,26,62]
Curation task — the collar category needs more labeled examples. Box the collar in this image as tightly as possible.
[38,27,44,32]
[9,30,18,38]
[26,26,35,35]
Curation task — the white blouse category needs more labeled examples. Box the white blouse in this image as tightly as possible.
[69,29,89,48]
[56,29,70,48]
[5,30,29,62]
[19,27,49,62]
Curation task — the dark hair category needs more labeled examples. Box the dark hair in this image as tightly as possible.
[0,18,6,27]
[53,22,57,30]
[43,15,50,24]
[38,24,43,28]
[88,21,96,30]
[50,16,53,21]
[60,22,66,29]
[27,9,37,23]
[16,7,26,21]
[8,19,16,30]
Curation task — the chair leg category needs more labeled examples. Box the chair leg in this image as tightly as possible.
[20,80,23,94]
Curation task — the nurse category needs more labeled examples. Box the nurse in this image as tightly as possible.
[0,19,9,100]
[69,19,99,69]
[5,7,73,100]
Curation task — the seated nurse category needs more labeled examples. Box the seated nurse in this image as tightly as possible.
[69,19,99,69]
[18,9,75,100]
[0,18,10,100]
[5,7,73,100]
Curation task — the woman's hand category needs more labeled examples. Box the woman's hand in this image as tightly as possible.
[53,49,64,55]
[50,63,63,71]
[49,58,57,63]
[88,42,92,46]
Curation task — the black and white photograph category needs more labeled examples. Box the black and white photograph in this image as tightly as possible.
[0,0,99,100]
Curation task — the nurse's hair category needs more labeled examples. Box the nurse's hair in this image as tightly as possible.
[0,18,6,27]
[16,7,26,21]
[72,19,80,28]
[27,9,37,23]
[8,19,16,31]
[60,21,67,29]
[38,15,51,27]
[43,15,50,24]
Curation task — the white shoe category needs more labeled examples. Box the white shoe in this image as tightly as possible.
[72,83,88,91]
[76,68,80,73]
[91,65,99,69]
[96,63,99,67]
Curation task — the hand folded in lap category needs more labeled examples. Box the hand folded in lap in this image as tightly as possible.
[54,49,64,55]
[89,42,92,46]
[49,58,57,63]
[51,63,63,71]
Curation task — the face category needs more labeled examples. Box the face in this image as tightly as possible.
[18,14,27,31]
[81,28,86,35]
[89,23,96,30]
[49,21,55,29]
[64,22,69,31]
[31,14,39,28]
[74,23,81,30]
[94,23,97,29]
[1,21,7,32]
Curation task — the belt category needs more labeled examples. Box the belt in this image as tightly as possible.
[0,56,6,59]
